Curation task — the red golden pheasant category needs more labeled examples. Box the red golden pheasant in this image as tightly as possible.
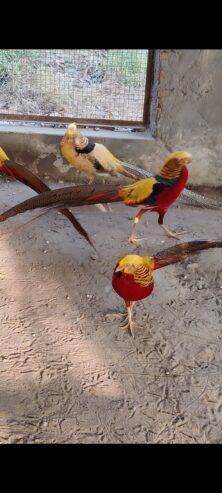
[116,150,192,242]
[112,240,222,337]
[0,151,193,244]
[0,147,96,250]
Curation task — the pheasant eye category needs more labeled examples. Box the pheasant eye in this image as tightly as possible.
[116,270,123,277]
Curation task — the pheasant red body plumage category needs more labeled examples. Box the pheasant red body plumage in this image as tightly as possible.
[112,269,154,302]
[150,165,189,215]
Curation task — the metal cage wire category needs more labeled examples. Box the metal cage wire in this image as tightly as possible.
[0,49,152,127]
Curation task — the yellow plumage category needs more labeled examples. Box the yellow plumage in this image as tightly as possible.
[162,151,192,167]
[0,147,9,161]
[60,123,136,181]
[119,177,157,205]
[60,138,96,178]
[117,254,154,270]
[90,143,123,173]
[116,255,154,287]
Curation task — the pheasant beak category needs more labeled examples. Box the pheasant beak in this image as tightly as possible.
[178,152,192,165]
[180,158,192,165]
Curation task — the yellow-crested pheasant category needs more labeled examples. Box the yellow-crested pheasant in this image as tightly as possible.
[112,240,222,337]
[60,123,137,183]
[0,147,95,250]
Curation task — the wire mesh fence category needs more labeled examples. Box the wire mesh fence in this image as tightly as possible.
[0,49,150,125]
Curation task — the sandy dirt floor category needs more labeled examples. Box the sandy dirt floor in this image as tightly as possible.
[0,179,222,443]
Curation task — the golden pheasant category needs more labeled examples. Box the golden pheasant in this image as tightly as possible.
[0,147,96,250]
[127,162,222,210]
[60,123,137,183]
[0,151,192,243]
[112,240,222,337]
[116,150,192,242]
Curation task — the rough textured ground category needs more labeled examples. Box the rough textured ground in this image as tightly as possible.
[0,179,222,443]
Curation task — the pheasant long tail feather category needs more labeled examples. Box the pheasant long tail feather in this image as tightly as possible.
[121,162,153,180]
[0,160,96,250]
[179,188,222,210]
[0,183,123,223]
[115,162,141,180]
[0,159,51,193]
[58,208,96,250]
[153,240,222,270]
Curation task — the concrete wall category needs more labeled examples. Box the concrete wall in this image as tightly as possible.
[0,50,221,187]
[157,49,222,186]
[0,125,167,185]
